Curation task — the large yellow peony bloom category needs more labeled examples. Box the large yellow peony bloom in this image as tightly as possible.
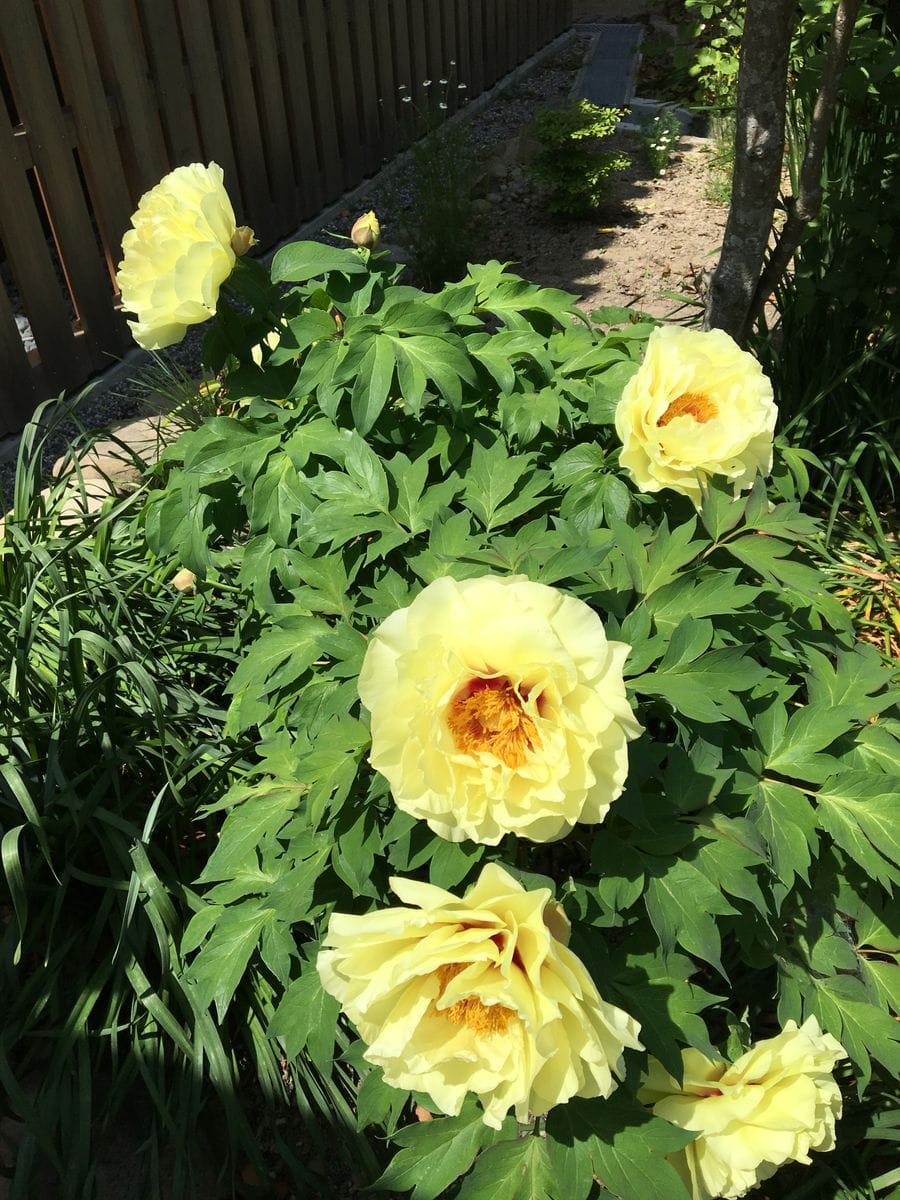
[356,574,642,845]
[317,863,643,1128]
[639,1018,847,1200]
[614,326,777,507]
[116,162,254,350]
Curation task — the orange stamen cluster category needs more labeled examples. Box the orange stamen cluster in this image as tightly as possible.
[435,963,514,1036]
[446,676,540,768]
[657,390,718,427]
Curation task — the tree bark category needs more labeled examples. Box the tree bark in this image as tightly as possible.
[703,0,797,342]
[747,0,863,330]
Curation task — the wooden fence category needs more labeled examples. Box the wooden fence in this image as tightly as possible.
[0,0,573,435]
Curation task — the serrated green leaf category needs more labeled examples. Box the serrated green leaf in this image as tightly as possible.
[268,965,340,1070]
[197,782,301,883]
[375,1106,506,1200]
[765,704,859,777]
[808,973,900,1091]
[816,771,900,889]
[546,1096,693,1200]
[646,570,759,632]
[644,858,737,975]
[749,779,818,890]
[726,534,823,593]
[457,1137,557,1200]
[187,905,272,1019]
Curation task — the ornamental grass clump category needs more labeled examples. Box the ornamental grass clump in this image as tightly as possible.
[31,163,897,1198]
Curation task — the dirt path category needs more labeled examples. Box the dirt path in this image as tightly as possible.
[473,127,727,321]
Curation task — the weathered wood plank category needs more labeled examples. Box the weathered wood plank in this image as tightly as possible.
[82,0,168,197]
[275,0,325,217]
[175,0,244,212]
[302,0,344,200]
[327,0,364,189]
[348,0,383,177]
[40,0,134,264]
[0,96,85,391]
[244,0,296,234]
[0,277,42,434]
[3,2,120,369]
[136,0,202,166]
[370,0,401,163]
[214,0,276,239]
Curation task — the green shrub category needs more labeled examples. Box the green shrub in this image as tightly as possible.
[136,239,900,1199]
[528,101,629,214]
[639,108,682,177]
[391,77,478,288]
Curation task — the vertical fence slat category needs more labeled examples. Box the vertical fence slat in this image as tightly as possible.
[467,0,485,97]
[302,0,344,201]
[244,0,296,234]
[215,0,277,240]
[84,0,168,199]
[439,0,458,112]
[408,0,429,99]
[175,0,244,212]
[0,110,87,389]
[328,0,364,190]
[275,0,325,218]
[136,0,203,166]
[2,3,119,367]
[371,0,400,163]
[40,0,134,271]
[424,0,443,82]
[350,0,383,177]
[0,277,39,434]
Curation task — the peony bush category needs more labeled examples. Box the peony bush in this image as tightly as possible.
[129,165,899,1198]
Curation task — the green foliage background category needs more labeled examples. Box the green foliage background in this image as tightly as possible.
[133,243,900,1196]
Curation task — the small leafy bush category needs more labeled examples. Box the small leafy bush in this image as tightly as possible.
[639,109,682,177]
[528,101,629,215]
[391,76,478,288]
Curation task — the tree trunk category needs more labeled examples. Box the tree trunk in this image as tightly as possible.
[703,0,797,342]
[747,0,863,330]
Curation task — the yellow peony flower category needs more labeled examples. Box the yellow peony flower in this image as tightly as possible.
[317,863,643,1128]
[639,1018,847,1200]
[356,574,642,845]
[116,162,252,350]
[614,326,777,507]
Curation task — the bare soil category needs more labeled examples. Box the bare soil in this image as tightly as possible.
[472,126,726,320]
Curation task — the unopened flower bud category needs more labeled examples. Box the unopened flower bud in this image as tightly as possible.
[230,225,257,256]
[171,568,197,594]
[350,210,381,249]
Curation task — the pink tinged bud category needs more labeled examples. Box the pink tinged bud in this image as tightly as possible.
[350,210,381,249]
[231,225,257,256]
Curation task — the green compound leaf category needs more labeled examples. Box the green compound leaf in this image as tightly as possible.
[749,779,819,890]
[644,858,738,976]
[546,1095,693,1200]
[764,703,860,778]
[457,1137,559,1200]
[815,771,900,889]
[806,974,900,1092]
[374,1105,510,1200]
[268,962,340,1071]
[186,904,273,1020]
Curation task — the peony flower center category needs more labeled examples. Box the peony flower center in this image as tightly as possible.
[435,963,514,1036]
[445,677,541,768]
[657,390,718,426]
